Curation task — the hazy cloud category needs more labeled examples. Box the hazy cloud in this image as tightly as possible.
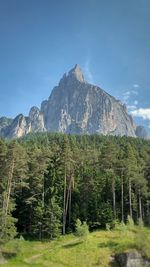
[131,90,138,95]
[133,84,140,88]
[131,108,150,120]
[83,59,94,84]
[124,91,130,95]
[122,90,138,104]
[123,91,130,102]
[127,105,137,111]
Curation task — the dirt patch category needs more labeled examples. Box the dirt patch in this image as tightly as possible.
[0,252,7,264]
[24,253,43,263]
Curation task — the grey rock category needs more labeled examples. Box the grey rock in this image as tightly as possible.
[0,108,46,138]
[0,117,13,137]
[0,251,7,264]
[29,106,46,132]
[43,64,136,136]
[0,64,147,138]
[116,251,150,267]
[0,117,12,130]
[5,114,31,138]
[135,126,148,139]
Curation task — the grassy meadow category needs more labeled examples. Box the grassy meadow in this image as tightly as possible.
[1,227,150,267]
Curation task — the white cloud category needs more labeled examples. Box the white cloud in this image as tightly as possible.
[127,100,138,111]
[133,84,140,88]
[131,90,138,95]
[127,105,137,111]
[131,108,150,120]
[122,91,130,102]
[123,90,138,97]
[123,95,130,101]
[83,59,94,84]
[122,90,138,104]
[123,91,130,96]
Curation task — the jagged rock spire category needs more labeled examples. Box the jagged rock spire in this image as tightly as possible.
[0,64,147,139]
[68,64,85,83]
[58,64,85,86]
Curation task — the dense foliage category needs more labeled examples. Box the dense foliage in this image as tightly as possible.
[0,133,150,240]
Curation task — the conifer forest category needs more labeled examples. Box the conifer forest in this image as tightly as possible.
[0,133,150,241]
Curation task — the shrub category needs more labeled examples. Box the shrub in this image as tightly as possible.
[111,219,120,230]
[137,218,144,229]
[127,215,135,231]
[106,223,110,231]
[75,219,89,240]
[19,235,24,241]
[115,221,127,232]
[135,229,150,260]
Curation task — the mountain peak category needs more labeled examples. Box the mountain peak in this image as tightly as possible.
[0,64,147,139]
[68,64,85,83]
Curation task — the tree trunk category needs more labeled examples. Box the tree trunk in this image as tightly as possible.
[65,175,72,216]
[68,184,72,229]
[121,174,124,223]
[139,190,142,219]
[2,158,15,227]
[63,168,67,235]
[112,176,116,219]
[147,201,150,226]
[129,177,132,218]
[142,200,145,222]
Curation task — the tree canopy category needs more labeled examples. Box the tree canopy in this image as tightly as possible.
[0,133,150,240]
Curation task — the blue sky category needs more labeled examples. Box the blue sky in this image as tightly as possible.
[0,0,150,133]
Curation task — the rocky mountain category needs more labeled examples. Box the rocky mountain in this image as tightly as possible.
[0,64,147,138]
[135,125,148,139]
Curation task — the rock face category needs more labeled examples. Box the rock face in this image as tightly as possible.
[116,251,150,267]
[0,251,7,265]
[0,117,12,136]
[29,106,46,133]
[135,126,148,139]
[0,64,147,138]
[41,65,136,136]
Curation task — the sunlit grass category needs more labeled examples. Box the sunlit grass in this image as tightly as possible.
[1,227,150,267]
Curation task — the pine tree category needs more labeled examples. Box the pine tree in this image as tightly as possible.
[0,141,28,240]
[100,141,118,219]
[124,143,138,220]
[61,136,75,234]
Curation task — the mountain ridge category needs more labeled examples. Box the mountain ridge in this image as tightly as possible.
[0,64,148,139]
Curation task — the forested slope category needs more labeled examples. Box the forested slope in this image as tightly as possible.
[0,133,150,240]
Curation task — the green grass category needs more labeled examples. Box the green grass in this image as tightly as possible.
[1,227,150,267]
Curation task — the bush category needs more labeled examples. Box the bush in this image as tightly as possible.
[135,229,150,260]
[115,221,127,232]
[111,219,120,230]
[137,218,144,228]
[0,214,17,241]
[19,235,24,241]
[106,223,110,231]
[75,219,89,240]
[110,219,127,231]
[127,215,135,231]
